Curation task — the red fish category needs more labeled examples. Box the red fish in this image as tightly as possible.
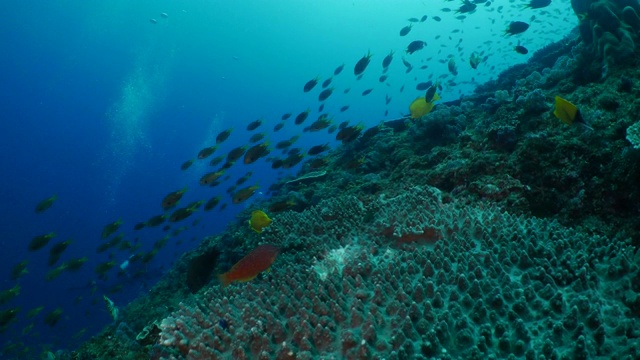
[217,244,279,287]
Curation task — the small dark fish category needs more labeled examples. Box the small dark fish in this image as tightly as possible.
[433,16,442,22]
[399,85,405,93]
[406,40,427,54]
[246,119,262,131]
[354,51,372,76]
[281,153,305,169]
[318,88,334,102]
[200,171,225,186]
[456,15,467,20]
[362,88,373,96]
[244,142,270,165]
[402,57,412,69]
[334,64,345,76]
[236,173,251,186]
[303,77,319,92]
[44,308,63,327]
[295,109,310,125]
[209,155,224,167]
[382,50,394,69]
[101,219,122,239]
[505,21,529,36]
[197,146,217,160]
[456,0,477,14]
[408,17,419,22]
[180,159,194,170]
[216,128,233,144]
[318,103,324,112]
[343,88,351,94]
[515,41,528,54]
[400,24,413,36]
[281,113,291,120]
[416,81,433,91]
[425,83,438,102]
[249,132,266,143]
[336,124,364,144]
[441,8,452,12]
[273,123,284,132]
[29,232,56,252]
[339,121,349,130]
[308,143,330,156]
[420,15,428,22]
[269,200,296,212]
[379,75,388,82]
[227,145,248,163]
[322,77,332,88]
[469,52,481,69]
[35,194,58,213]
[48,239,72,266]
[232,184,259,204]
[340,105,350,112]
[204,196,222,211]
[275,135,300,149]
[305,116,332,132]
[448,58,458,76]
[162,187,187,210]
[169,203,200,222]
[385,94,392,105]
[145,214,167,227]
[523,0,551,9]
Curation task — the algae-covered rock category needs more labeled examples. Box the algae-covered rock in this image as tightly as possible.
[572,0,640,77]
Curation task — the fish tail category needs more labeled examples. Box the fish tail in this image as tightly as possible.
[217,273,230,287]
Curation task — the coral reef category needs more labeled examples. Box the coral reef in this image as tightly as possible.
[626,121,640,148]
[157,185,640,359]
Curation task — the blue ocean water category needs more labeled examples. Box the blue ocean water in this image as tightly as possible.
[0,0,577,356]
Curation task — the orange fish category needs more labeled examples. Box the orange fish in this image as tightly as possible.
[218,244,280,287]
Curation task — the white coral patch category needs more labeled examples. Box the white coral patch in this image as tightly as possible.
[312,246,351,280]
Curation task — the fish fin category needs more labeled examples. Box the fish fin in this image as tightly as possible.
[574,110,593,130]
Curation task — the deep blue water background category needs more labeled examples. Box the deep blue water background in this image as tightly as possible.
[0,0,576,356]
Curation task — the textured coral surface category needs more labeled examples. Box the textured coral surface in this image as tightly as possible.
[157,186,640,359]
